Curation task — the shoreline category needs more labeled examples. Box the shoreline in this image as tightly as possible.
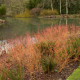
[1,14,80,19]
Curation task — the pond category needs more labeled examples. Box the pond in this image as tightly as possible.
[0,17,80,40]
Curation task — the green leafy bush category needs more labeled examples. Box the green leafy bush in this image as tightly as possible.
[40,9,59,16]
[0,4,6,16]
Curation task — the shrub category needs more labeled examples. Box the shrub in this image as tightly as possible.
[0,4,6,16]
[36,41,55,56]
[14,10,31,18]
[41,55,57,73]
[30,8,42,16]
[35,41,57,72]
[66,37,80,59]
[0,65,24,80]
[40,9,59,16]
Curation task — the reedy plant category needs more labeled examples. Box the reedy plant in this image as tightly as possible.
[0,65,24,80]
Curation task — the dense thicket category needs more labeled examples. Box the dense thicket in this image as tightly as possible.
[26,0,80,14]
[0,0,80,16]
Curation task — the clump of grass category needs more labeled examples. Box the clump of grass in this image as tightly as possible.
[41,55,57,73]
[0,65,24,80]
[35,41,55,56]
[35,41,56,73]
[66,37,80,60]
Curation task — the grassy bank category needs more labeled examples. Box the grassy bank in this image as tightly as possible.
[0,25,80,80]
[15,14,80,18]
[67,66,80,80]
[14,9,80,18]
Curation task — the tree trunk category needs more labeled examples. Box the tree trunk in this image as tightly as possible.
[66,0,68,15]
[51,0,53,11]
[60,0,62,14]
[42,0,45,8]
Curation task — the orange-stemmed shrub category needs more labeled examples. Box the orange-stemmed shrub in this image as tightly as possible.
[0,25,80,79]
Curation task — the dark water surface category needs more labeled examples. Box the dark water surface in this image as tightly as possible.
[0,17,80,40]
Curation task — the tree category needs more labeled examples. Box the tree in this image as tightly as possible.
[60,0,62,14]
[0,0,4,6]
[66,0,68,14]
[51,0,54,11]
[26,0,42,9]
[0,4,6,15]
[0,0,80,15]
[4,0,25,15]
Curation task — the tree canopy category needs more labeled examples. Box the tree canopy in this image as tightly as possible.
[0,0,80,15]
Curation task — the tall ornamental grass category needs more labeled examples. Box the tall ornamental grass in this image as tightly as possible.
[0,25,80,79]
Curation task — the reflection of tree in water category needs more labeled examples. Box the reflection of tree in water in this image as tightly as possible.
[0,18,80,40]
[66,18,68,25]
[18,18,60,30]
[59,18,80,26]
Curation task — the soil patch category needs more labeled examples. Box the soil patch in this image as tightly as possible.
[25,61,80,80]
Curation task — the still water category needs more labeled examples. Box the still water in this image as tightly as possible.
[0,17,80,40]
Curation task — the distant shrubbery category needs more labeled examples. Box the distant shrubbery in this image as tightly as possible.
[0,4,6,16]
[15,9,59,18]
[0,0,80,16]
[15,10,31,18]
[30,8,41,16]
[40,9,59,16]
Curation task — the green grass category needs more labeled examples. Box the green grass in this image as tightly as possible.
[67,66,80,80]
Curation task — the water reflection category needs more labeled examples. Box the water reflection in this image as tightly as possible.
[0,17,80,40]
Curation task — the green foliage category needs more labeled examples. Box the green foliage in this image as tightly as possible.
[26,0,42,10]
[67,66,80,80]
[0,0,80,15]
[36,41,57,72]
[40,9,59,16]
[0,65,24,80]
[36,41,55,56]
[66,37,80,59]
[26,0,80,14]
[68,0,80,14]
[15,10,31,18]
[41,55,57,73]
[0,4,6,16]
